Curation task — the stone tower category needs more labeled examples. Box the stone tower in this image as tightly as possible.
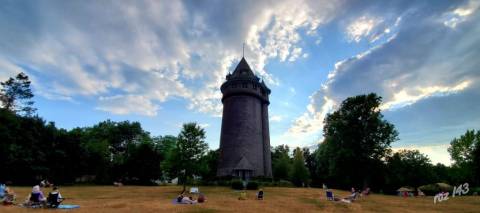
[217,57,272,179]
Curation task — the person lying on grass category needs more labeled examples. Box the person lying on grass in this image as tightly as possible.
[177,194,197,204]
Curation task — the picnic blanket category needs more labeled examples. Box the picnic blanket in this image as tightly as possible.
[20,204,80,209]
[57,204,80,209]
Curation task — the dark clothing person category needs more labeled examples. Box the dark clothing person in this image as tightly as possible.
[47,187,63,208]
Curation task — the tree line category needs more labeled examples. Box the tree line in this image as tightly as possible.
[1,73,478,194]
[270,94,480,194]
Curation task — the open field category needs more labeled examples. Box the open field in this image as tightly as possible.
[1,186,479,212]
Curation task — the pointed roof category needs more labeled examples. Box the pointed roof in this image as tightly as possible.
[231,57,256,78]
[233,156,254,170]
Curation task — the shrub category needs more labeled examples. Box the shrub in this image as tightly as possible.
[231,179,244,190]
[275,180,294,187]
[246,181,259,190]
[468,187,480,195]
[418,183,453,196]
[418,184,440,196]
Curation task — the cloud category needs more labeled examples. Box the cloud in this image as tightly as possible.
[270,115,283,122]
[0,0,347,116]
[96,95,159,116]
[346,16,383,42]
[392,144,451,165]
[288,0,480,144]
[0,58,23,81]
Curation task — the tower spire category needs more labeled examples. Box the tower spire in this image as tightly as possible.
[242,42,245,58]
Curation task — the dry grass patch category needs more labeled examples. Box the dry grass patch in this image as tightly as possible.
[0,186,478,212]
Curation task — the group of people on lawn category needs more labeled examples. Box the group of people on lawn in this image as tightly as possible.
[175,188,264,204]
[325,185,370,203]
[0,181,64,208]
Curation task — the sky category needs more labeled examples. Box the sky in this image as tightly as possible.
[1,0,479,165]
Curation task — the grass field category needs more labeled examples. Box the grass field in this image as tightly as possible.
[1,186,479,212]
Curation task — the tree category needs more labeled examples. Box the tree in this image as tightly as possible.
[175,122,208,192]
[125,140,162,185]
[448,130,480,185]
[290,147,310,187]
[272,145,291,181]
[0,72,36,116]
[448,130,479,165]
[472,142,480,185]
[303,147,319,186]
[321,93,398,189]
[385,150,434,193]
[198,149,219,182]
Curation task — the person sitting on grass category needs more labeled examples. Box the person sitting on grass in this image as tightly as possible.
[343,190,359,202]
[25,185,46,207]
[2,187,16,205]
[361,188,370,196]
[238,191,247,200]
[256,189,264,200]
[46,186,64,208]
[0,183,5,200]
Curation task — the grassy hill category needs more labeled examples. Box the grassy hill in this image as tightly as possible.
[2,186,479,212]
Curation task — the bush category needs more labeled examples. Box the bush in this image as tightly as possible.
[231,179,244,190]
[246,181,259,190]
[468,187,480,195]
[418,183,453,196]
[261,181,274,187]
[418,184,440,196]
[275,180,294,187]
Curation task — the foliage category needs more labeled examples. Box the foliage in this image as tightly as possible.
[448,130,480,185]
[198,149,219,181]
[175,122,208,192]
[384,150,434,193]
[318,93,398,190]
[448,130,479,165]
[246,181,259,190]
[418,183,453,196]
[303,148,319,187]
[290,147,310,187]
[231,179,244,190]
[274,180,294,187]
[272,145,291,181]
[0,72,36,116]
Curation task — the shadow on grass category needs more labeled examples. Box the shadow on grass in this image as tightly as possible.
[185,208,220,213]
[300,198,325,209]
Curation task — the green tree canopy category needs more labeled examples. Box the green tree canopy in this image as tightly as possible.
[385,149,433,192]
[272,145,291,181]
[175,122,208,192]
[448,129,480,185]
[290,147,310,187]
[0,72,36,116]
[319,93,398,189]
[448,129,479,165]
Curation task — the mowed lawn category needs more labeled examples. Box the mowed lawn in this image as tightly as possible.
[1,186,479,213]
